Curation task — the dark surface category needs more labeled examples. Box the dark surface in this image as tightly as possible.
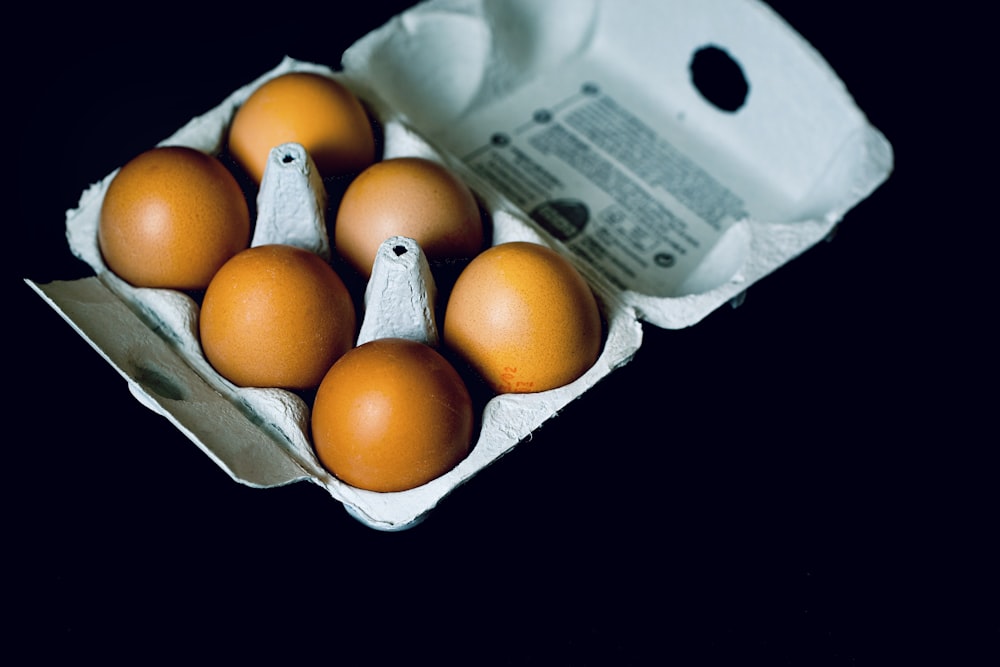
[11,2,987,664]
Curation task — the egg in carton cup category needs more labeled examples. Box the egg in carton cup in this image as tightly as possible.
[26,0,892,531]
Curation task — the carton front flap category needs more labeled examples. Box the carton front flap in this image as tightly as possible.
[26,277,317,489]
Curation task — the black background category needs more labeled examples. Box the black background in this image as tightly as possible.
[10,2,990,664]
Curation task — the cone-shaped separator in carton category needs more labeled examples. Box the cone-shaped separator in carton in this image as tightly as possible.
[358,236,439,347]
[253,142,330,259]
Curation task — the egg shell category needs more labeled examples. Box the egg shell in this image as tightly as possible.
[199,243,357,391]
[228,71,376,183]
[97,145,251,290]
[311,337,474,493]
[334,156,484,278]
[443,241,604,394]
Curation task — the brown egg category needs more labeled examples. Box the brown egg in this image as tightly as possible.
[334,156,484,278]
[443,241,603,394]
[311,337,474,493]
[98,146,251,290]
[199,244,356,391]
[228,71,376,183]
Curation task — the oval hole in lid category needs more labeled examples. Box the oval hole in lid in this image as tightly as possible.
[689,45,749,113]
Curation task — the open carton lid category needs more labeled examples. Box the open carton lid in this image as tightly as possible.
[340,0,893,329]
[26,0,892,531]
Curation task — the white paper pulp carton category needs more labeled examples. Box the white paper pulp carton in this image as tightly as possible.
[25,0,893,531]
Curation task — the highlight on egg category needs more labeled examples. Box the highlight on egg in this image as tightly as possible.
[311,337,474,493]
[333,156,484,278]
[442,241,604,394]
[98,145,251,290]
[227,71,377,184]
[199,244,357,391]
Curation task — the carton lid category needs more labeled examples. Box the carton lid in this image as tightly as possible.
[340,0,893,329]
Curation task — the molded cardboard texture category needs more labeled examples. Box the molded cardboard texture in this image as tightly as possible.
[25,0,892,530]
[343,0,893,327]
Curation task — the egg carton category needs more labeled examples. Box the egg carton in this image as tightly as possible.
[25,0,892,530]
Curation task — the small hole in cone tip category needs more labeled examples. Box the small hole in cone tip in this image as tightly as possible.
[393,245,408,256]
[281,153,295,164]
